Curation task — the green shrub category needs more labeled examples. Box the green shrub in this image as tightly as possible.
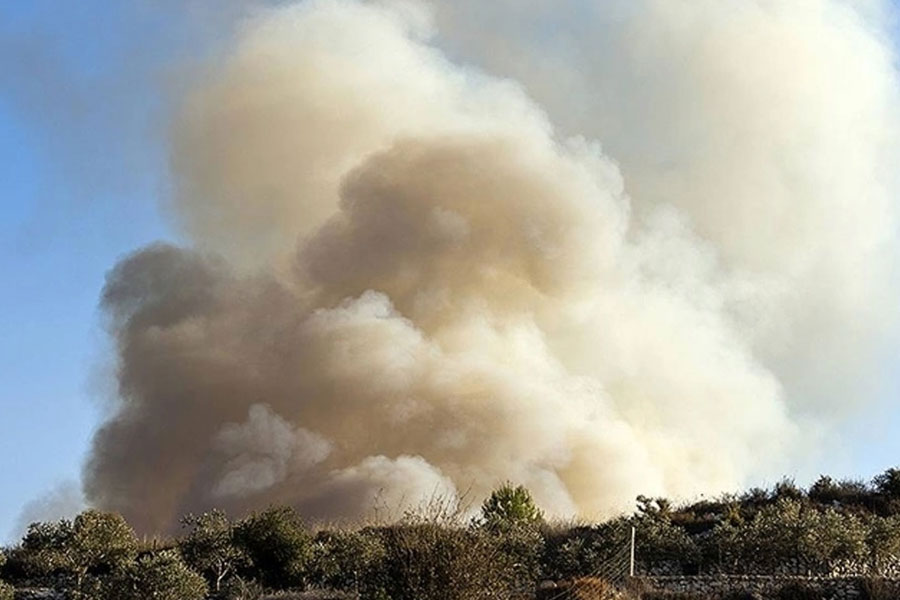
[12,510,137,591]
[104,549,207,600]
[180,509,248,592]
[493,522,544,586]
[808,476,869,507]
[713,499,866,573]
[234,506,312,589]
[480,483,544,532]
[0,581,12,600]
[541,521,632,581]
[873,469,900,498]
[772,479,805,501]
[307,529,386,594]
[635,513,699,570]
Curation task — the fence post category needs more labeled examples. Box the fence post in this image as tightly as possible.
[630,526,636,577]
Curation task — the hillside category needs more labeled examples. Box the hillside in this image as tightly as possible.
[6,472,900,600]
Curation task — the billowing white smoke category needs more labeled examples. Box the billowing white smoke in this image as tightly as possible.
[426,0,900,413]
[84,0,900,533]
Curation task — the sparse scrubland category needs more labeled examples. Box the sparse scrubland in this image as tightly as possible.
[7,473,900,599]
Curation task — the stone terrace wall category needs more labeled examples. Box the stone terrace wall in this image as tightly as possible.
[13,589,64,600]
[636,575,900,600]
[641,554,900,578]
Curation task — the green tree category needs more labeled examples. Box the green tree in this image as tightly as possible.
[874,468,900,497]
[69,510,139,587]
[17,519,76,579]
[808,476,869,506]
[636,495,672,519]
[179,509,247,592]
[233,506,312,589]
[635,512,699,570]
[715,499,865,573]
[480,484,544,532]
[864,514,900,571]
[15,510,137,590]
[105,550,207,600]
[772,478,805,501]
[805,506,867,565]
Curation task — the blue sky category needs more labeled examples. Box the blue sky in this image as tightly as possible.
[2,0,900,542]
[0,0,271,541]
[0,0,179,540]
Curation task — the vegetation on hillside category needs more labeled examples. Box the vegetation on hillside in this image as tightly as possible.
[5,468,900,599]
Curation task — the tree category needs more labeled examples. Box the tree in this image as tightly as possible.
[864,514,900,571]
[233,506,312,588]
[636,495,672,518]
[15,510,137,590]
[874,469,900,497]
[804,506,866,565]
[105,550,207,600]
[635,512,699,571]
[179,509,247,592]
[772,478,804,501]
[69,510,139,586]
[480,484,544,532]
[17,519,76,579]
[809,476,840,505]
[715,499,865,574]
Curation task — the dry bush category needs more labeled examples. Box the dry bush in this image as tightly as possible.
[569,577,627,599]
[373,523,513,600]
[333,491,534,600]
[536,577,628,600]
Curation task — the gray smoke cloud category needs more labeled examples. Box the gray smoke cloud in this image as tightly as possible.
[84,0,900,533]
[12,482,86,540]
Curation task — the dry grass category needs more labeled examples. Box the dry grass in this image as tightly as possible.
[537,577,630,600]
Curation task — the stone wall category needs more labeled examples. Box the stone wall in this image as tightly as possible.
[643,554,900,578]
[636,575,900,600]
[13,589,64,600]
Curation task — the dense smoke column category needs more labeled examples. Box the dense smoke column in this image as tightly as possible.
[83,0,899,534]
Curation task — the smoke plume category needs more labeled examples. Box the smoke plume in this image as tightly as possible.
[85,0,900,533]
[12,482,86,540]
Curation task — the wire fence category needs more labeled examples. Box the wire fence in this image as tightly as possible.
[539,528,634,600]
